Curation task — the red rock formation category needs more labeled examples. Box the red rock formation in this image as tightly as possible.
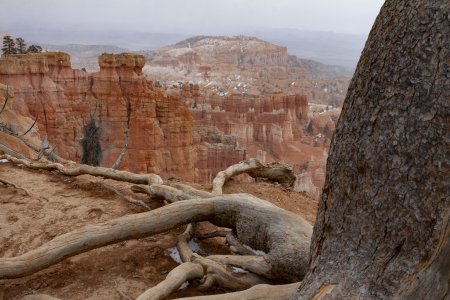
[176,85,332,194]
[0,52,197,180]
[0,51,336,196]
[144,36,350,106]
[186,91,309,159]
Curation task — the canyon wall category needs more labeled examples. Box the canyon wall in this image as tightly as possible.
[143,36,347,196]
[176,84,332,196]
[182,88,308,158]
[144,36,350,106]
[0,52,200,180]
[0,51,335,196]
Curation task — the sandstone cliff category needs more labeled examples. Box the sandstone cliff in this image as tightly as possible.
[0,52,198,180]
[143,36,350,106]
[177,85,331,197]
[143,36,345,196]
[0,52,334,196]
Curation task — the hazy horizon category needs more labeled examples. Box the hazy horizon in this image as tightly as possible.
[0,0,385,68]
[1,0,384,36]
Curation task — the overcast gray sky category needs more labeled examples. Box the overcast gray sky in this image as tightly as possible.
[1,0,384,35]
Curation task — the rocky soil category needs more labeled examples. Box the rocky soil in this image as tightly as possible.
[0,160,316,299]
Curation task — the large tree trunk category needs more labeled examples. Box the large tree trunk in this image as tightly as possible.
[294,0,449,299]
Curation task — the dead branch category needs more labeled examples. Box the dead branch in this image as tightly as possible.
[114,280,133,300]
[19,114,38,137]
[0,198,213,279]
[0,176,31,196]
[1,152,310,299]
[173,282,301,300]
[0,144,28,160]
[0,154,163,186]
[177,224,195,262]
[111,129,129,170]
[190,253,268,291]
[112,99,132,170]
[136,262,204,300]
[207,255,271,278]
[132,183,212,203]
[100,183,151,211]
[197,230,260,255]
[0,194,311,283]
[0,85,9,115]
[168,182,214,199]
[225,232,257,256]
[0,177,20,189]
[33,136,50,161]
[196,230,230,240]
[20,295,61,300]
[211,158,295,195]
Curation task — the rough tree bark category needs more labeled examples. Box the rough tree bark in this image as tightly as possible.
[293,1,449,299]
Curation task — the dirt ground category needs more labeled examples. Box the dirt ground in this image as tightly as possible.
[0,162,317,300]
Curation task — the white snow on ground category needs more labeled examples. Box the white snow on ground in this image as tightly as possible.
[178,281,189,290]
[166,47,193,57]
[244,245,267,256]
[166,239,203,264]
[166,247,182,264]
[232,267,249,274]
[188,239,202,252]
[0,159,8,163]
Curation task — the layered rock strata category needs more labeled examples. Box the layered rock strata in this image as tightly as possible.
[0,53,198,179]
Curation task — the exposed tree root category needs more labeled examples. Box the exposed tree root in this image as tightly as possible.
[0,154,163,186]
[132,183,213,202]
[111,129,129,170]
[20,295,61,300]
[112,98,132,170]
[0,144,28,160]
[136,262,204,300]
[0,151,308,299]
[0,194,311,287]
[207,255,271,278]
[0,176,31,196]
[139,224,269,298]
[100,183,151,211]
[173,282,301,300]
[114,280,133,300]
[0,85,9,115]
[197,230,260,255]
[211,158,295,195]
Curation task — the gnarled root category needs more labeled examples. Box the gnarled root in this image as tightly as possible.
[132,183,212,203]
[207,255,272,279]
[1,154,309,299]
[0,194,311,285]
[20,295,61,300]
[174,282,301,300]
[211,158,295,195]
[136,262,204,300]
[0,154,163,186]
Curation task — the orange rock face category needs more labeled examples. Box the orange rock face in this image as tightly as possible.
[143,36,347,197]
[0,51,337,196]
[0,52,197,180]
[177,85,331,195]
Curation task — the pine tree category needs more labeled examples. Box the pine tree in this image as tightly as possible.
[2,35,16,55]
[27,45,42,53]
[15,37,27,54]
[306,121,313,135]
